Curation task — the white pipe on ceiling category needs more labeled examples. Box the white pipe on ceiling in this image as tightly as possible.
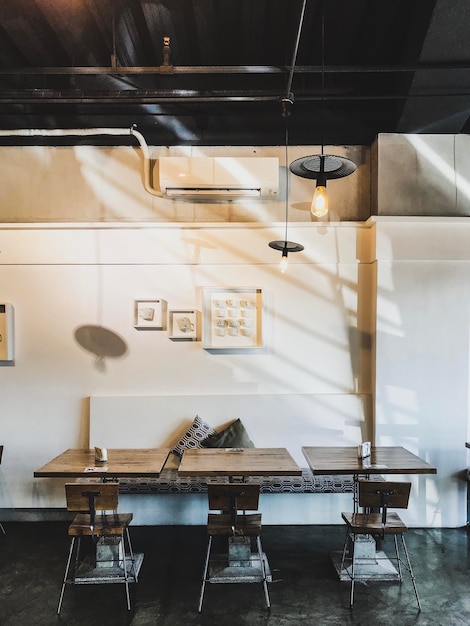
[0,126,163,197]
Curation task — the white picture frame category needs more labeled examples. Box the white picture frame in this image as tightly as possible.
[168,310,199,341]
[134,299,166,330]
[202,287,263,350]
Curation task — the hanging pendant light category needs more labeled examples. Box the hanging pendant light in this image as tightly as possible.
[290,153,356,218]
[289,0,355,218]
[268,1,305,271]
[269,117,304,273]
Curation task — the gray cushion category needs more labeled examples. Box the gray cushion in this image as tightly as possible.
[202,418,254,449]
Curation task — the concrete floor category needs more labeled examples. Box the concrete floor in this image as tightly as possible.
[0,522,469,625]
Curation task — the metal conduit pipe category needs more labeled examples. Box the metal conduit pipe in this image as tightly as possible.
[129,125,162,197]
[0,126,163,197]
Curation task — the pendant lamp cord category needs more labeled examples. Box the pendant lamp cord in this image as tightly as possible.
[286,0,307,100]
[320,0,325,157]
[284,123,289,243]
[111,3,117,68]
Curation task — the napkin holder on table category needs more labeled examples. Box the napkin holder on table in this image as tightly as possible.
[357,441,371,459]
[94,446,108,462]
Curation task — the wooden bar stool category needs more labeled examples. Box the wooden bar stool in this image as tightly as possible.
[340,480,421,610]
[0,445,5,534]
[199,482,270,612]
[57,482,140,614]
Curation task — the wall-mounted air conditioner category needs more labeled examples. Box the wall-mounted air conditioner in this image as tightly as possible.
[157,156,279,200]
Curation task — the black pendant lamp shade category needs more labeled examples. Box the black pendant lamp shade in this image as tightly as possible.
[289,154,356,182]
[268,240,304,253]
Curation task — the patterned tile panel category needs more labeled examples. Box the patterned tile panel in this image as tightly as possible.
[118,468,354,495]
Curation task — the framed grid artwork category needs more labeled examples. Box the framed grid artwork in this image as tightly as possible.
[202,287,262,350]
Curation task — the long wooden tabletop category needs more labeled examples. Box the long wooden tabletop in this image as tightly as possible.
[34,448,171,478]
[178,447,302,477]
[302,446,437,476]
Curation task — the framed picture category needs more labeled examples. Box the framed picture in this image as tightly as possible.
[169,309,199,341]
[134,299,167,330]
[203,287,263,350]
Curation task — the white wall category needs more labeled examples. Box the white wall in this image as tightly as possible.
[0,143,370,222]
[374,217,470,527]
[1,137,466,528]
[373,134,470,217]
[0,221,374,524]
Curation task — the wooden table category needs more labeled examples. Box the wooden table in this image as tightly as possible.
[302,445,437,478]
[34,448,171,478]
[178,447,302,478]
[302,445,437,581]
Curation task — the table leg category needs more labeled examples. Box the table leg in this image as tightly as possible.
[208,537,272,583]
[331,534,400,581]
[96,537,122,568]
[70,536,143,583]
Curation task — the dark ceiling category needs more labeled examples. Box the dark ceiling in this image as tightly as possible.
[1,0,470,147]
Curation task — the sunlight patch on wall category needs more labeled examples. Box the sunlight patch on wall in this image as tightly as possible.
[376,296,404,337]
[376,386,419,425]
[407,134,470,202]
[74,146,154,218]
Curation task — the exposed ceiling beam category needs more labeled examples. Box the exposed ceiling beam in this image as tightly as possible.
[1,90,469,105]
[1,63,470,76]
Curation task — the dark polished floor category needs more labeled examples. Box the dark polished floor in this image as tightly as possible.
[1,522,469,626]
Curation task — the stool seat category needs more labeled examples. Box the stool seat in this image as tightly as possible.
[341,511,407,535]
[68,512,133,537]
[207,512,262,536]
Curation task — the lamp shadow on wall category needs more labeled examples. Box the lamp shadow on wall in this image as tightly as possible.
[74,325,128,372]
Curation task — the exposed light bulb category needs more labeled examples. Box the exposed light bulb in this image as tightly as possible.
[280,251,289,273]
[311,184,328,217]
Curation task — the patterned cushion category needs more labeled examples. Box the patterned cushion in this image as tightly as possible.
[119,468,355,495]
[170,415,216,457]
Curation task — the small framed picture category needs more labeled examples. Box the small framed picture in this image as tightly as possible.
[202,287,263,350]
[134,299,167,330]
[169,310,199,341]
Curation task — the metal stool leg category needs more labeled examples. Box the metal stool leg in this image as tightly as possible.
[340,527,350,575]
[393,535,403,581]
[125,528,138,582]
[57,537,76,614]
[349,532,356,609]
[400,534,421,611]
[198,536,212,612]
[121,537,131,611]
[340,527,356,608]
[256,536,270,609]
